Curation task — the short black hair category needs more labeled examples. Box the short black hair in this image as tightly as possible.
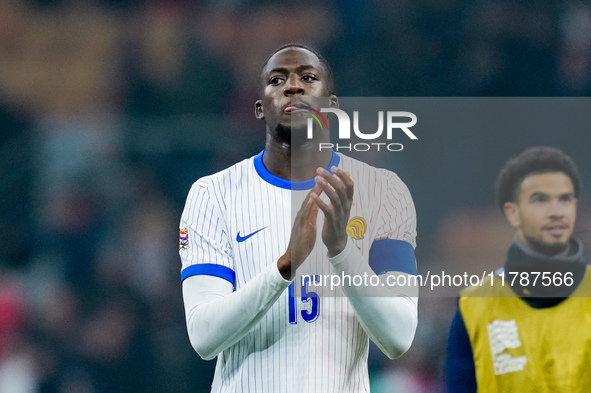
[259,43,335,94]
[495,146,581,209]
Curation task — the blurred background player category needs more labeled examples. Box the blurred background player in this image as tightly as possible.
[445,146,591,392]
[179,44,419,392]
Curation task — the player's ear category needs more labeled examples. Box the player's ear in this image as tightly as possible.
[503,201,521,228]
[329,94,339,109]
[255,100,264,120]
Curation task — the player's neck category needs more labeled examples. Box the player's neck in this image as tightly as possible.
[263,140,333,182]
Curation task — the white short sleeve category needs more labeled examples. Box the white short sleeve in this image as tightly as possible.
[374,169,417,249]
[179,180,235,285]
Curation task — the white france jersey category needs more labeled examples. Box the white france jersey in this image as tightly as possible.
[179,150,417,393]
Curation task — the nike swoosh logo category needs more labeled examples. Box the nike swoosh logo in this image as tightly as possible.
[236,227,267,243]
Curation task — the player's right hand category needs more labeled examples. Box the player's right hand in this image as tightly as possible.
[277,184,322,280]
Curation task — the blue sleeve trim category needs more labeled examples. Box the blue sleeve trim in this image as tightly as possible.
[181,264,236,286]
[369,239,417,275]
[445,309,477,393]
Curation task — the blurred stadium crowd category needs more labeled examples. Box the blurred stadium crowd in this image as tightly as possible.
[1,0,591,392]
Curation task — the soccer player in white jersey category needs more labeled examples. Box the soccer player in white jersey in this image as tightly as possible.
[179,44,418,392]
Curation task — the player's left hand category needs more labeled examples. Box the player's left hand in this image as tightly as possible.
[311,166,354,257]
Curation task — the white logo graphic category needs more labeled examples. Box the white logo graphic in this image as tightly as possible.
[487,319,527,375]
[308,108,418,152]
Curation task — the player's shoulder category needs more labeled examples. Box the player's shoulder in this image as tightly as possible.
[337,153,409,192]
[183,154,258,210]
[191,154,257,191]
[337,153,391,179]
[576,264,591,293]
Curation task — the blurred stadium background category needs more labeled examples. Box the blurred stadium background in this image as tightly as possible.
[1,0,591,392]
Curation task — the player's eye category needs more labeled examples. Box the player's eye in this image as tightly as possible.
[531,195,547,203]
[269,77,284,86]
[302,75,317,82]
[560,195,574,203]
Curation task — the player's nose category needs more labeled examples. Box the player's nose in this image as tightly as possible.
[547,199,565,218]
[284,75,304,96]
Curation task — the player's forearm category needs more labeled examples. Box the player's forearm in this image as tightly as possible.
[182,263,291,360]
[328,239,418,359]
[349,294,417,359]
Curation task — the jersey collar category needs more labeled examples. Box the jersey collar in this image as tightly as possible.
[254,149,340,190]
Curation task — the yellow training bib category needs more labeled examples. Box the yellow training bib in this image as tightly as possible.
[459,268,591,393]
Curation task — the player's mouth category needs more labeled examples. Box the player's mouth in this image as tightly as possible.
[544,224,568,237]
[284,106,305,113]
[283,101,314,114]
[284,104,307,113]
